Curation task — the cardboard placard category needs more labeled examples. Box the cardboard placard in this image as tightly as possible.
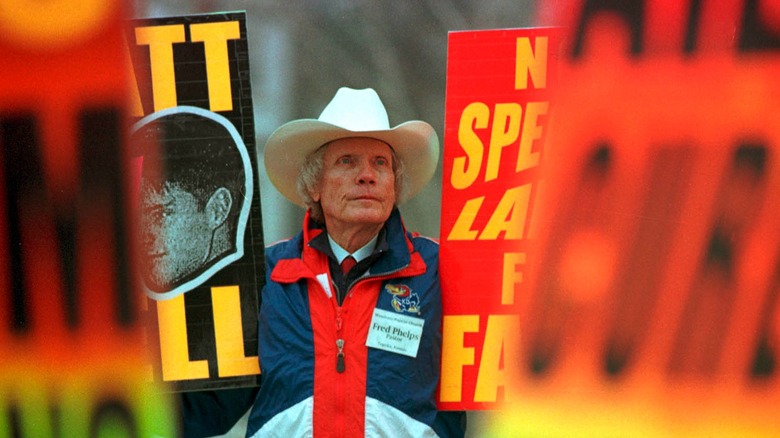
[128,11,264,392]
[439,27,558,410]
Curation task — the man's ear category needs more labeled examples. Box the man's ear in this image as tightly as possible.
[206,187,233,229]
[309,187,321,203]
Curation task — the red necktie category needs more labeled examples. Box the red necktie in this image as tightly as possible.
[340,256,356,274]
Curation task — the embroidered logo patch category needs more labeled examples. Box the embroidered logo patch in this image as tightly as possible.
[385,284,420,314]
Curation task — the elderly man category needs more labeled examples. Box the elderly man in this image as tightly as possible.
[246,87,465,437]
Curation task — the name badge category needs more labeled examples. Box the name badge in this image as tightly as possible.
[366,308,424,357]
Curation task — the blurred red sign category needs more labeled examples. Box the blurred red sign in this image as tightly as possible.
[0,0,175,435]
[494,0,780,436]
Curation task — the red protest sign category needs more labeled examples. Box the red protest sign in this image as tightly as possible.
[439,27,558,410]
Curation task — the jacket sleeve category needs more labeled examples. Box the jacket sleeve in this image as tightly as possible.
[434,410,468,438]
[179,386,259,438]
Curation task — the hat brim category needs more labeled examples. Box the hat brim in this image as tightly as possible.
[264,119,439,207]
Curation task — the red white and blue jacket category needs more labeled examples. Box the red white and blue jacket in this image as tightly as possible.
[246,208,464,437]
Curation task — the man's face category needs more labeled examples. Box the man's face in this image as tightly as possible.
[139,181,211,292]
[312,137,396,231]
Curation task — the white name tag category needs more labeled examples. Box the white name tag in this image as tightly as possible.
[366,308,424,357]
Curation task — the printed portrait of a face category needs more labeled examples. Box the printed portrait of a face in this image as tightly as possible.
[131,106,253,299]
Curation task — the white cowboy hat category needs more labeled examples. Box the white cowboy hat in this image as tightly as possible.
[263,87,439,207]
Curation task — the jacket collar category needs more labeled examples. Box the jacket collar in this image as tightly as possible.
[271,208,426,284]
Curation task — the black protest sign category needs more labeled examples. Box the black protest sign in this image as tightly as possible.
[129,11,263,391]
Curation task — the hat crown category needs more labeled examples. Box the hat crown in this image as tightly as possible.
[264,86,438,207]
[318,87,390,132]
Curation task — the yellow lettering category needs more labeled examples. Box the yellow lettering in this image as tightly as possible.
[474,315,519,402]
[190,21,241,112]
[157,295,209,381]
[486,103,522,182]
[480,184,531,240]
[515,36,548,90]
[516,101,548,172]
[125,37,145,118]
[134,25,186,111]
[502,252,526,305]
[212,286,260,377]
[453,102,489,189]
[447,196,484,240]
[440,315,480,402]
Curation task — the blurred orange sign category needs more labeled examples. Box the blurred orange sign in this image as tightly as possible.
[0,0,175,435]
[497,0,780,436]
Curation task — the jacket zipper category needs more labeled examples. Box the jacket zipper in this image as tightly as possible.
[330,262,411,436]
[334,262,411,373]
[335,306,345,373]
[334,299,346,437]
[312,260,413,375]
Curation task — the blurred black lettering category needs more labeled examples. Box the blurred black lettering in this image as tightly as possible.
[668,144,768,377]
[571,0,645,58]
[603,147,696,377]
[528,143,613,376]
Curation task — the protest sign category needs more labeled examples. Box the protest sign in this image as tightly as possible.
[439,27,558,410]
[493,0,780,436]
[128,11,264,392]
[0,0,175,435]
